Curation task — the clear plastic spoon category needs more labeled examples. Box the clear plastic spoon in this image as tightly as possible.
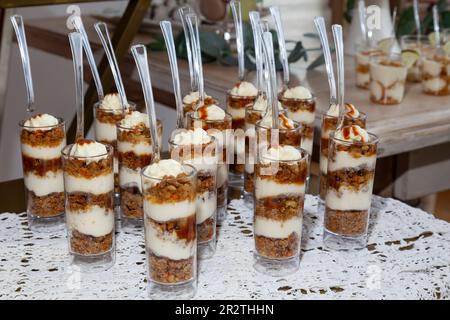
[261,31,279,130]
[95,22,128,109]
[230,0,245,82]
[332,24,345,131]
[131,44,160,163]
[270,6,290,89]
[249,11,264,98]
[433,5,441,48]
[10,15,35,114]
[413,0,421,37]
[71,15,104,101]
[178,6,198,93]
[186,13,205,110]
[68,32,84,141]
[358,0,368,46]
[314,16,337,105]
[160,21,184,129]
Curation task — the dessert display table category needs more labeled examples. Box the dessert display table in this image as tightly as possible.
[1,195,449,299]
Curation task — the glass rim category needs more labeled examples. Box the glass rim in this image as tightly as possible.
[186,109,232,123]
[61,141,113,159]
[19,116,65,130]
[116,117,162,131]
[331,131,379,146]
[259,145,309,163]
[141,162,197,181]
[93,99,136,112]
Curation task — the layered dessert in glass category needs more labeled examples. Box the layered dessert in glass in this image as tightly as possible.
[182,91,215,116]
[141,159,197,299]
[244,97,283,195]
[422,48,450,96]
[62,139,115,270]
[279,86,316,156]
[319,103,366,200]
[254,145,308,276]
[19,114,66,231]
[169,128,217,259]
[227,81,257,176]
[93,93,135,194]
[355,43,385,89]
[186,104,232,221]
[400,35,430,82]
[117,111,162,228]
[323,125,378,249]
[369,53,408,105]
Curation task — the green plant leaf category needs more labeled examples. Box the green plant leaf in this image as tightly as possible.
[303,32,319,39]
[345,0,356,23]
[307,53,325,71]
[443,11,450,28]
[147,34,166,51]
[199,31,229,59]
[288,41,307,63]
[397,6,416,37]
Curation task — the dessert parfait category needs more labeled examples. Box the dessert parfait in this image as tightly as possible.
[255,113,302,150]
[254,145,308,275]
[227,81,258,176]
[169,128,217,259]
[62,139,115,270]
[319,103,366,200]
[369,53,408,105]
[93,93,135,192]
[141,159,197,298]
[323,125,378,249]
[400,35,430,82]
[186,104,232,220]
[20,114,66,231]
[355,44,385,89]
[422,48,450,96]
[117,111,162,227]
[279,86,316,156]
[182,91,215,116]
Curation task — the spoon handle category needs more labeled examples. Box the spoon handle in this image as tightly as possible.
[261,31,279,130]
[358,0,367,45]
[186,13,204,108]
[314,16,337,105]
[249,11,263,93]
[270,6,289,86]
[131,44,160,162]
[68,32,84,141]
[71,15,104,100]
[160,20,184,129]
[230,0,245,81]
[432,5,440,48]
[413,0,421,37]
[10,15,35,113]
[94,22,128,108]
[332,24,345,131]
[179,6,197,92]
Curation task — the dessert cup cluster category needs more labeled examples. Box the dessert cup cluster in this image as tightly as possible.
[182,91,215,116]
[62,140,115,269]
[355,44,385,89]
[20,114,66,230]
[400,35,430,83]
[422,50,450,96]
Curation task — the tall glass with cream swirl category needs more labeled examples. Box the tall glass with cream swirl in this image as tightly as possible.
[116,111,163,228]
[319,103,366,200]
[226,81,257,177]
[62,140,115,270]
[19,114,66,232]
[141,160,197,299]
[279,86,316,157]
[323,125,378,250]
[254,145,308,276]
[186,104,232,221]
[93,93,136,195]
[169,128,217,259]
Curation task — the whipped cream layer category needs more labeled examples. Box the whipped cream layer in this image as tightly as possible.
[326,186,373,211]
[283,86,312,99]
[197,191,216,224]
[117,140,152,155]
[329,152,376,171]
[327,103,360,118]
[217,164,228,188]
[320,154,328,174]
[144,199,196,222]
[145,218,195,260]
[100,93,123,112]
[370,80,405,102]
[230,81,257,97]
[255,179,305,199]
[120,111,148,128]
[301,136,313,156]
[262,145,302,162]
[119,167,142,192]
[334,125,369,142]
[253,96,283,111]
[286,109,315,124]
[24,171,64,196]
[172,128,211,146]
[254,216,302,239]
[370,60,407,87]
[227,107,246,119]
[69,139,108,162]
[22,139,66,159]
[64,173,114,195]
[423,77,447,92]
[23,113,59,131]
[94,120,117,142]
[67,206,114,237]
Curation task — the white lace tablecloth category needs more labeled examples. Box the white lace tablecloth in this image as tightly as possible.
[1,195,449,300]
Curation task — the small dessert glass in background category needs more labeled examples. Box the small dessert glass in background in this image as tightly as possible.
[421,46,450,96]
[400,35,430,83]
[186,111,232,221]
[141,162,197,299]
[19,116,66,232]
[253,146,309,276]
[62,142,115,271]
[182,92,215,118]
[116,119,162,229]
[319,111,367,201]
[354,43,385,89]
[323,131,379,250]
[369,53,408,105]
[169,133,218,259]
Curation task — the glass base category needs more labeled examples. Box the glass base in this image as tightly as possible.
[253,253,300,277]
[27,212,65,233]
[323,229,367,250]
[148,279,197,300]
[198,239,216,260]
[70,249,115,273]
[217,205,227,222]
[120,216,143,232]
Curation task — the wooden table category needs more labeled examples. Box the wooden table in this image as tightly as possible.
[2,15,450,210]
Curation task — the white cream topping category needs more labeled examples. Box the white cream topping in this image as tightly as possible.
[334,125,369,143]
[262,145,302,162]
[255,179,305,199]
[24,114,59,131]
[120,111,148,128]
[173,128,211,145]
[283,86,312,99]
[68,140,108,162]
[230,81,258,96]
[326,187,373,211]
[21,140,66,160]
[329,151,376,171]
[183,91,212,104]
[143,159,184,180]
[259,114,295,129]
[254,216,302,239]
[67,206,114,238]
[253,96,283,111]
[24,171,64,196]
[423,78,447,92]
[195,104,226,121]
[100,93,123,111]
[327,103,360,118]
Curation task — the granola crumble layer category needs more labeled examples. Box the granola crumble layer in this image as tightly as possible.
[257,127,302,148]
[119,152,152,171]
[255,232,299,259]
[70,230,113,255]
[26,190,64,217]
[324,208,369,236]
[147,215,196,242]
[22,155,62,176]
[63,157,113,179]
[255,161,307,185]
[198,217,215,243]
[20,126,65,147]
[66,191,114,212]
[327,168,375,191]
[95,107,131,125]
[121,186,143,219]
[148,251,195,284]
[145,173,196,204]
[279,96,315,113]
